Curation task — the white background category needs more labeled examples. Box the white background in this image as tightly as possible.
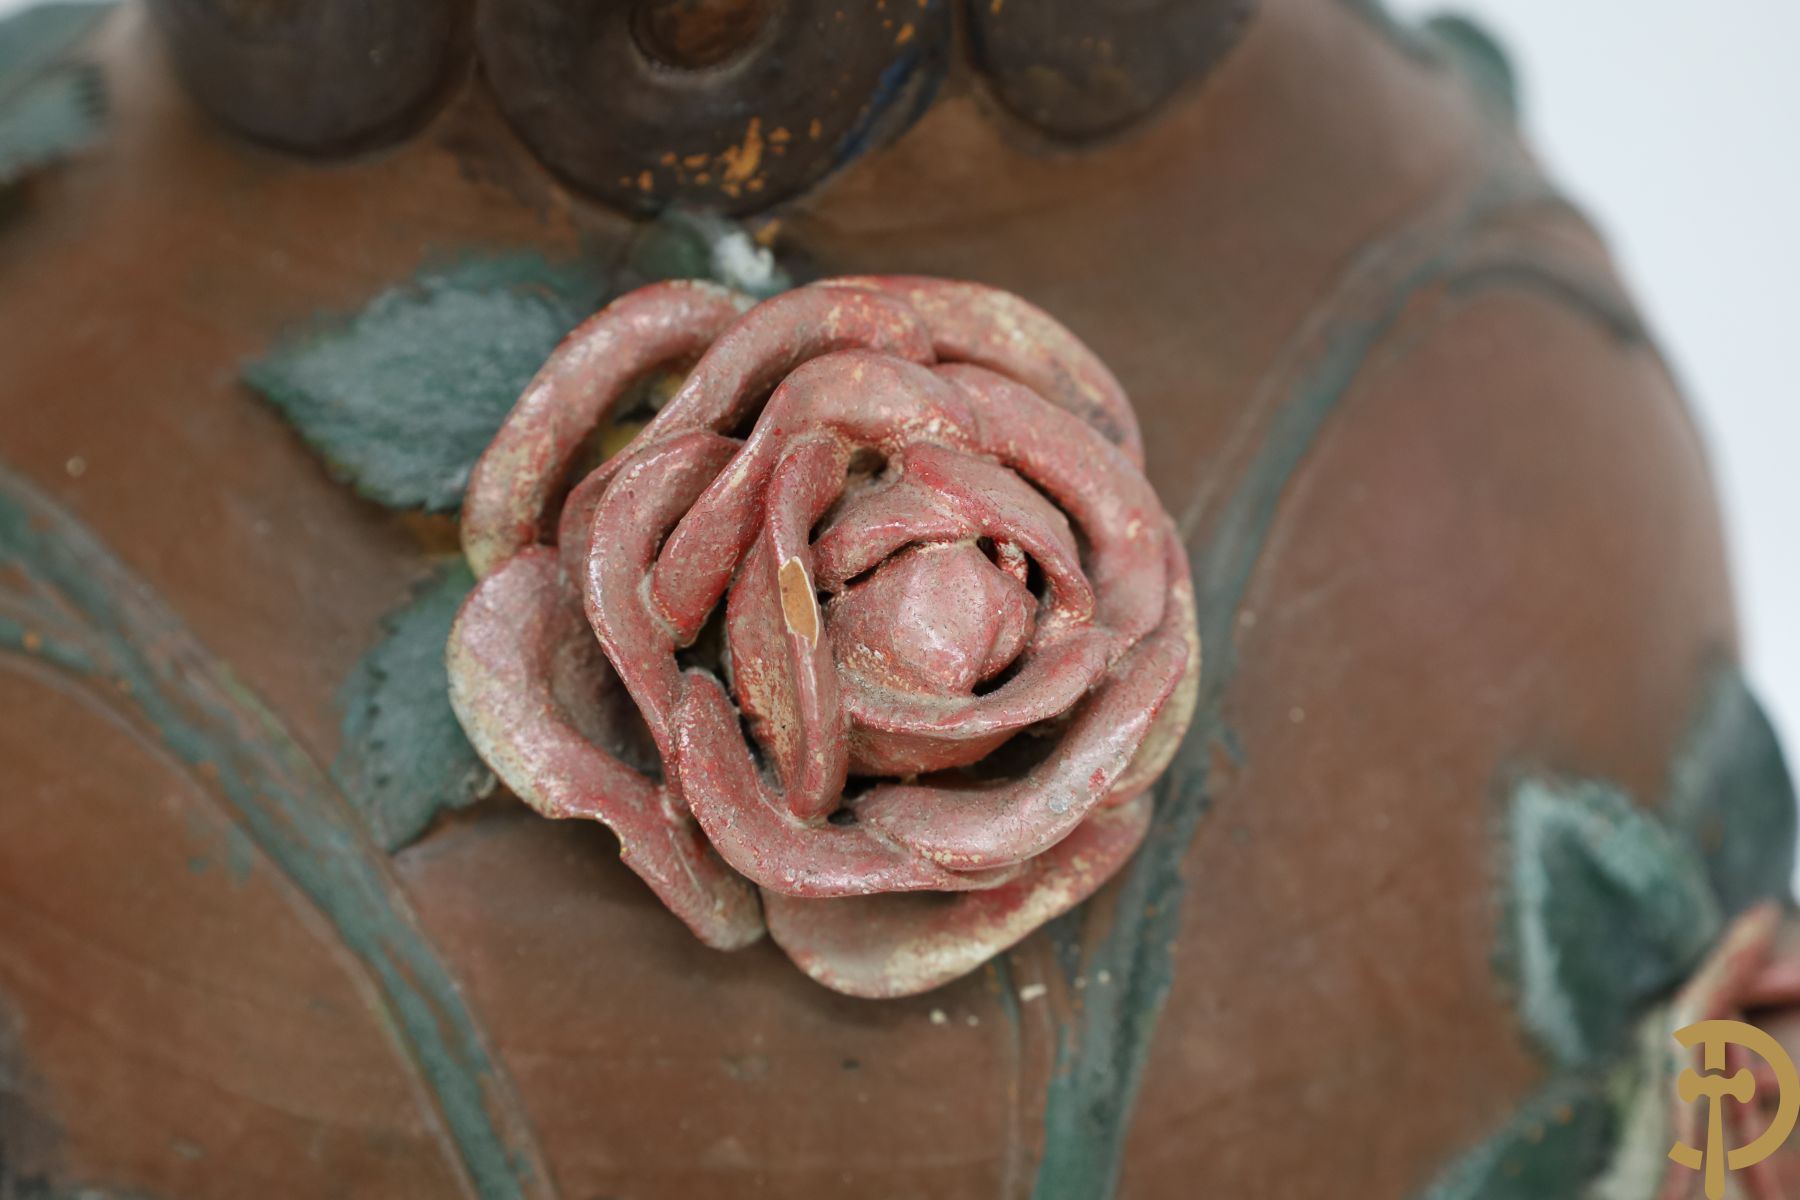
[7,1,1796,751]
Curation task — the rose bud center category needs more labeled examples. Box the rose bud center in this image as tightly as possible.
[826,541,1036,698]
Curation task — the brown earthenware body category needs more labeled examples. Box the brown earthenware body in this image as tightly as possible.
[0,1,1782,1197]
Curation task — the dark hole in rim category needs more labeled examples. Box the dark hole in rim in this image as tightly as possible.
[630,0,780,72]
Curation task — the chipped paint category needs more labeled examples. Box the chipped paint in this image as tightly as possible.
[777,556,820,645]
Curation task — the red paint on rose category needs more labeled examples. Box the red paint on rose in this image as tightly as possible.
[447,276,1202,997]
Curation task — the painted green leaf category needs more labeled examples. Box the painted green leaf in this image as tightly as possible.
[246,216,791,515]
[1425,14,1520,122]
[332,561,490,852]
[245,254,612,513]
[1502,776,1720,1069]
[1664,666,1799,918]
[1419,1075,1616,1200]
[0,1,111,187]
[1420,1004,1683,1200]
[1335,2,1518,123]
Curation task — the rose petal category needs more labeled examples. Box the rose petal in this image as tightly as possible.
[809,478,972,591]
[672,672,1018,898]
[638,284,937,445]
[855,603,1191,870]
[462,281,750,578]
[810,443,1093,624]
[653,351,978,643]
[552,298,888,584]
[827,542,1036,696]
[725,437,849,821]
[554,455,629,584]
[1110,529,1201,803]
[584,431,739,756]
[838,625,1117,777]
[763,796,1154,999]
[447,548,763,950]
[947,362,1173,643]
[821,276,1144,467]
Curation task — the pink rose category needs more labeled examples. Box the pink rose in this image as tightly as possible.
[448,277,1199,997]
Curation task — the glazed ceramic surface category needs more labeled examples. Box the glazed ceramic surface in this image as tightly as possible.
[0,2,1793,1198]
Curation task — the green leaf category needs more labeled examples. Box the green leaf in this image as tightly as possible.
[0,1,111,187]
[1419,1075,1616,1200]
[1664,665,1798,918]
[1333,3,1519,123]
[247,214,793,515]
[1501,776,1720,1069]
[245,254,613,512]
[1419,1006,1688,1200]
[332,562,490,852]
[1425,14,1520,122]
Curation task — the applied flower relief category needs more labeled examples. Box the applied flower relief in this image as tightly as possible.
[446,276,1200,997]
